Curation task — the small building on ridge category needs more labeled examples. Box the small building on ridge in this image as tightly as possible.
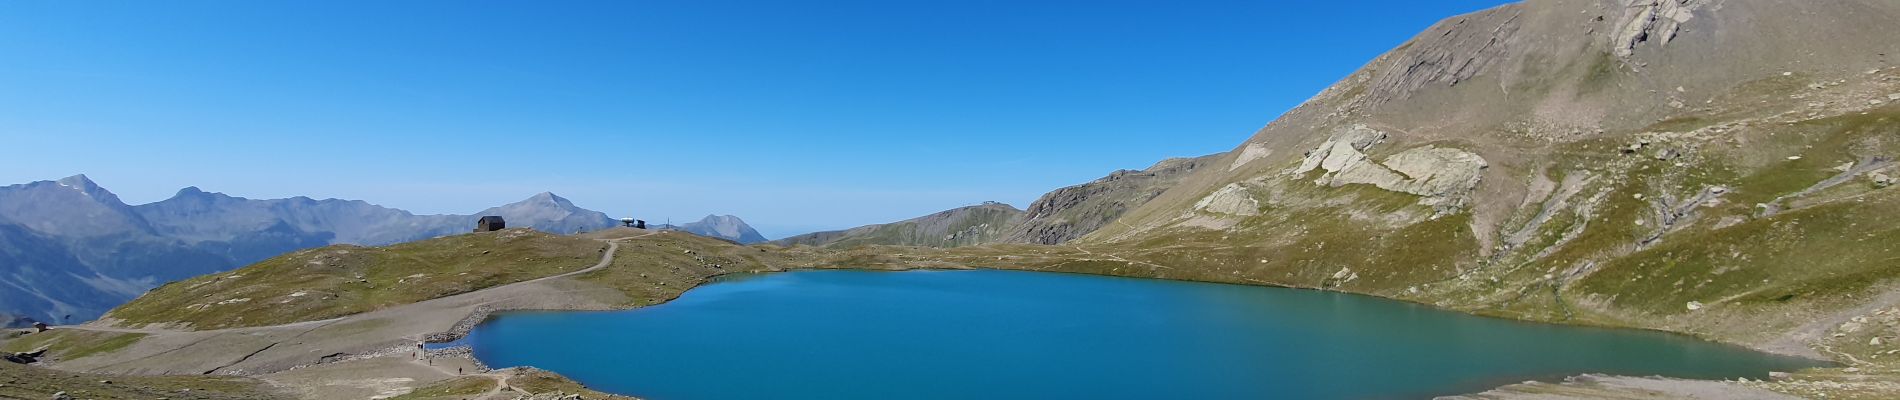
[475,216,507,232]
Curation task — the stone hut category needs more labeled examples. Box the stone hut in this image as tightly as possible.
[32,322,48,332]
[475,216,507,232]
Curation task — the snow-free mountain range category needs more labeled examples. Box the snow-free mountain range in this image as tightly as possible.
[0,175,764,326]
[6,0,1900,397]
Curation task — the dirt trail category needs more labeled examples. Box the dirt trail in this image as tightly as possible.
[31,233,659,381]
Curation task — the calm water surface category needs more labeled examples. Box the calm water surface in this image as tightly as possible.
[465,269,1823,399]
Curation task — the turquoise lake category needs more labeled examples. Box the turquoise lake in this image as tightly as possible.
[464,269,1825,399]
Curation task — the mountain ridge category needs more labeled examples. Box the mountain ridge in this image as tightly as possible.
[675,215,769,244]
[773,202,1026,248]
[772,154,1220,248]
[0,175,678,327]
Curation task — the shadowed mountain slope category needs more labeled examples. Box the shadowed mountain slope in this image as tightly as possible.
[0,177,624,327]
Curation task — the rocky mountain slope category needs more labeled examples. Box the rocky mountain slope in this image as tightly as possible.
[1002,155,1218,245]
[773,155,1218,248]
[0,176,621,327]
[1066,0,1900,365]
[674,215,769,244]
[135,186,463,247]
[0,176,244,327]
[773,202,1026,248]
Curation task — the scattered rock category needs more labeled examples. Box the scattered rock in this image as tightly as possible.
[1611,0,1702,60]
[1686,301,1704,311]
[1788,156,1804,161]
[1872,337,1884,346]
[1290,125,1488,213]
[1229,143,1272,171]
[1192,183,1261,216]
[51,391,72,400]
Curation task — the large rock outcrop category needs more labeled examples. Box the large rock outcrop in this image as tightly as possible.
[1289,125,1488,213]
[1066,1,1900,378]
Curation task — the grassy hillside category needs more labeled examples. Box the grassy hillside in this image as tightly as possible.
[0,360,284,399]
[772,202,1024,248]
[105,229,606,330]
[2,329,146,361]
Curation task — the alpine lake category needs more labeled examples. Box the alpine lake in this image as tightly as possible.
[459,269,1825,399]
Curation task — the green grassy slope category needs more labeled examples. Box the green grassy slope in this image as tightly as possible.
[104,228,606,330]
[772,202,1024,248]
[0,360,284,399]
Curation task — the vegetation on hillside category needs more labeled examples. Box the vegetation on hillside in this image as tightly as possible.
[0,361,283,400]
[387,376,494,400]
[2,329,146,361]
[105,229,606,330]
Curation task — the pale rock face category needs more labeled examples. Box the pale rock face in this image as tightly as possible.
[1612,0,1706,61]
[1229,143,1273,171]
[1193,183,1261,216]
[1290,125,1489,213]
[1293,125,1387,174]
[1383,146,1490,200]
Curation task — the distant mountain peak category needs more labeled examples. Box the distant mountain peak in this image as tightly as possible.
[56,173,93,185]
[678,214,768,244]
[51,174,122,204]
[56,174,99,191]
[170,186,223,199]
[521,192,575,208]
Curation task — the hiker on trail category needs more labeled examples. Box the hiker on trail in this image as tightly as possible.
[458,367,463,375]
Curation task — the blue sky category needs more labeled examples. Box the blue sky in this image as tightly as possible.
[0,0,1511,239]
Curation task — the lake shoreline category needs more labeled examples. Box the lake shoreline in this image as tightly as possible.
[450,268,1831,399]
[13,232,1849,399]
